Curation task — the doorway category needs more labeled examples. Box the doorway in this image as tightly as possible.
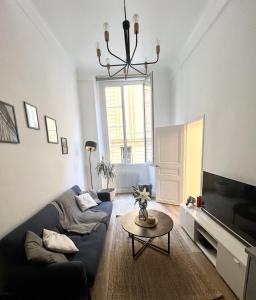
[184,118,204,202]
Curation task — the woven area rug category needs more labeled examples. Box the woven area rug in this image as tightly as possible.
[92,196,237,300]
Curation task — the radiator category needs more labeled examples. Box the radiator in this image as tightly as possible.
[115,171,140,193]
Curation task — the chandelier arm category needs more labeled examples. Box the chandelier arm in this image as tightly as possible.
[109,66,127,78]
[98,56,107,67]
[107,42,127,64]
[131,56,159,66]
[130,33,138,64]
[98,57,126,68]
[129,64,146,76]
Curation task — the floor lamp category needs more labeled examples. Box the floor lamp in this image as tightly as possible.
[85,141,97,190]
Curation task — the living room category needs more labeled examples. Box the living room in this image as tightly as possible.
[0,0,256,299]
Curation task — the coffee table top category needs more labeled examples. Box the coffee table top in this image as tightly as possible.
[121,209,174,238]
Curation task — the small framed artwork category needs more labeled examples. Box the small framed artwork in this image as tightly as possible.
[0,100,20,144]
[24,102,40,130]
[45,116,58,144]
[61,137,68,154]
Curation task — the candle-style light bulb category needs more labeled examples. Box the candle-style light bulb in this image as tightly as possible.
[103,22,109,31]
[156,39,160,56]
[133,14,139,34]
[103,22,110,42]
[96,41,101,57]
[133,14,139,23]
[106,58,110,65]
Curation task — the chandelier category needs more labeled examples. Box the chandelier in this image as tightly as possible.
[96,0,160,78]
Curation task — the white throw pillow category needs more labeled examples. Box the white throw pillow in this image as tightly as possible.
[43,229,79,254]
[75,193,98,211]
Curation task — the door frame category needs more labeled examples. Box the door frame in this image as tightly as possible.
[183,115,205,203]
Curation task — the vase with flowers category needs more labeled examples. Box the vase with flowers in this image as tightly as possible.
[133,186,151,221]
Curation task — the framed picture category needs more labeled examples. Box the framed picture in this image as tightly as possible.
[61,137,68,154]
[24,102,39,130]
[0,100,19,144]
[45,116,58,144]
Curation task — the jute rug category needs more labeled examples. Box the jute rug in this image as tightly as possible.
[106,216,224,300]
[92,196,237,300]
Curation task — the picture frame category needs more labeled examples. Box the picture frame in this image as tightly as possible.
[61,137,68,154]
[24,101,40,130]
[0,100,20,144]
[45,116,58,144]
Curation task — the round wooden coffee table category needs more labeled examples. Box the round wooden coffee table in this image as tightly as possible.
[121,209,173,259]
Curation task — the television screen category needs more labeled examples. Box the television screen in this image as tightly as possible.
[202,171,256,246]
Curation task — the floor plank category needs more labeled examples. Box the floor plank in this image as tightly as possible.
[91,194,238,300]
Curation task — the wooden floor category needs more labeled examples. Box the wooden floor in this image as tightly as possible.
[91,194,238,300]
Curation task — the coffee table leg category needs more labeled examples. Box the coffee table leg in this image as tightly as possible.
[168,231,170,254]
[132,234,135,257]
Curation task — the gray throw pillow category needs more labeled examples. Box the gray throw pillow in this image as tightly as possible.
[25,231,68,264]
[79,190,102,204]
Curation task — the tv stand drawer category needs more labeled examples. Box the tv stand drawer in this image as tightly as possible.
[216,243,246,300]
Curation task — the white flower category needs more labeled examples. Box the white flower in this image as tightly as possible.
[135,188,151,203]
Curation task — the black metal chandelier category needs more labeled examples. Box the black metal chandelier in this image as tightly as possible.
[96,0,160,78]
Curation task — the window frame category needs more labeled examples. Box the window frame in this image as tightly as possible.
[99,79,154,166]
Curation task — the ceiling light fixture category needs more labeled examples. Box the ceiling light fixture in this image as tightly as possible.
[96,0,160,78]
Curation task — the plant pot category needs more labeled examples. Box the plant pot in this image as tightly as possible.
[100,188,116,201]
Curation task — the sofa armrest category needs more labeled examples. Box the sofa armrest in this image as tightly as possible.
[8,261,90,299]
[97,191,111,202]
[42,261,89,296]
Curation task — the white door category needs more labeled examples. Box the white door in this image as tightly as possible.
[155,125,184,205]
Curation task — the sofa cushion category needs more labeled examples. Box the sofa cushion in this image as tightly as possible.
[79,190,102,204]
[43,229,79,254]
[69,223,107,286]
[75,193,98,211]
[25,231,68,264]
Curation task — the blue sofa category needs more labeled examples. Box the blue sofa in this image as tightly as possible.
[0,186,113,300]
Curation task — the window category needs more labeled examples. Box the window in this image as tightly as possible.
[102,79,153,164]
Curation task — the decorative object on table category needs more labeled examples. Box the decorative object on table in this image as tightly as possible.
[24,101,39,130]
[196,196,202,208]
[0,100,19,144]
[95,0,160,78]
[85,140,97,190]
[96,156,116,200]
[133,186,152,226]
[147,215,157,225]
[186,196,196,207]
[138,184,152,198]
[61,137,68,154]
[45,116,58,144]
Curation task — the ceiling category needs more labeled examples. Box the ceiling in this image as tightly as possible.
[31,0,210,77]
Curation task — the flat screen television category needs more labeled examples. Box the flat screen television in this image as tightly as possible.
[202,171,256,246]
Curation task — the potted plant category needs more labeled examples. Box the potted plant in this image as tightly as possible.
[96,157,116,200]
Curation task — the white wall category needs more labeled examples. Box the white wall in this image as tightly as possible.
[77,78,102,191]
[77,70,173,194]
[0,0,85,237]
[172,0,256,186]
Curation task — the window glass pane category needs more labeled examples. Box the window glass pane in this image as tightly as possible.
[144,79,153,163]
[124,85,145,164]
[105,87,124,164]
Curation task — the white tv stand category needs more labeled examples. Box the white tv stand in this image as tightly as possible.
[180,204,248,300]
